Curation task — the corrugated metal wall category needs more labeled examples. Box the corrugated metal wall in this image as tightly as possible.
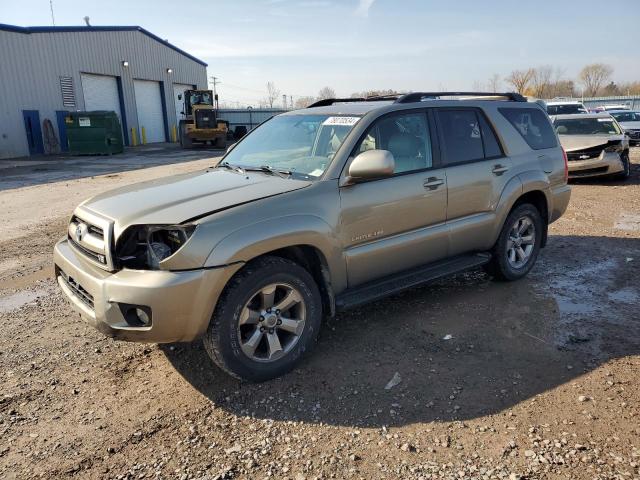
[0,28,207,158]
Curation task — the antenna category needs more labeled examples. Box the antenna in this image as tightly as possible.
[83,16,91,27]
[49,0,56,26]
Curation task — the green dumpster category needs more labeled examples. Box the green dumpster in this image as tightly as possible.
[65,111,124,155]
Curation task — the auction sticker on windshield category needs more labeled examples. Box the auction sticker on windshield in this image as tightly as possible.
[323,116,360,126]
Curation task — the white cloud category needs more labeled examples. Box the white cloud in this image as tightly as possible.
[355,0,375,17]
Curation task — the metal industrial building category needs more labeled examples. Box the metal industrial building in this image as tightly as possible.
[0,24,208,159]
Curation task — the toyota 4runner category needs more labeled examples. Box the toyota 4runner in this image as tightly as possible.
[54,92,571,381]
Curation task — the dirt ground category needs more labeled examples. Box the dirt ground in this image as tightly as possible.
[1,149,639,480]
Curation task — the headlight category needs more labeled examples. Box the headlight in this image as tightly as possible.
[115,224,196,270]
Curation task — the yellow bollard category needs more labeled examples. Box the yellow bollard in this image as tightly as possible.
[171,125,177,143]
[130,128,138,146]
[141,126,147,145]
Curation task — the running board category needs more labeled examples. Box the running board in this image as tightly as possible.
[335,253,491,311]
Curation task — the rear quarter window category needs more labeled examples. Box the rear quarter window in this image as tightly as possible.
[499,107,557,150]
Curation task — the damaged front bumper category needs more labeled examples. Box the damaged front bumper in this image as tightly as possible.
[567,151,625,178]
[53,238,234,343]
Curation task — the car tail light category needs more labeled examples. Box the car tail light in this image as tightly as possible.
[562,147,568,183]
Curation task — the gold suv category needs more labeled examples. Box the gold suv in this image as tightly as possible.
[54,92,571,381]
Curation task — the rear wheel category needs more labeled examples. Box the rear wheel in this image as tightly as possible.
[203,256,322,382]
[485,203,543,281]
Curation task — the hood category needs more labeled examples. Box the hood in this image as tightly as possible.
[558,134,625,152]
[79,168,311,236]
[619,121,640,130]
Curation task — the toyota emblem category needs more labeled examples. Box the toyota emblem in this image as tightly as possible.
[75,223,87,242]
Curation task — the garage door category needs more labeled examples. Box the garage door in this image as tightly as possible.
[173,83,193,124]
[81,73,122,121]
[133,80,165,143]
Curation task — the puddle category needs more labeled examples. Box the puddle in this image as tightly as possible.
[0,289,48,314]
[608,287,640,304]
[615,213,640,231]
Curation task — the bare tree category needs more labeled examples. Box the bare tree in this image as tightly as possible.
[350,88,400,98]
[265,81,280,108]
[317,86,336,100]
[530,65,554,99]
[487,74,501,92]
[294,96,315,108]
[505,69,534,94]
[579,63,613,97]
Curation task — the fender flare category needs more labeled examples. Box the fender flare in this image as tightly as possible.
[204,214,347,292]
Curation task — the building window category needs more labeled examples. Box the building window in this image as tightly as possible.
[59,76,76,108]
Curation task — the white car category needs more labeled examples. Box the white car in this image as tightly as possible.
[545,100,588,115]
[593,104,631,112]
[608,110,640,145]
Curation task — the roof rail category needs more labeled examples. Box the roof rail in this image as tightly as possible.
[395,92,527,103]
[307,97,366,108]
[307,95,403,108]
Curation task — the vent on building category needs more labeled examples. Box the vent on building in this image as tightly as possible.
[59,76,76,108]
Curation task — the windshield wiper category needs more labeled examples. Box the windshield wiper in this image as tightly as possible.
[245,165,292,179]
[216,161,245,174]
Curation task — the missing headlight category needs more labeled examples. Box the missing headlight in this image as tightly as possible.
[115,225,196,270]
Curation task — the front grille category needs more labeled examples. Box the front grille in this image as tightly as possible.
[67,213,112,270]
[567,150,600,161]
[58,269,94,309]
[69,237,106,264]
[195,110,217,129]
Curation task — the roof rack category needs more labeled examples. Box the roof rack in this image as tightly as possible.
[395,92,527,103]
[306,91,527,108]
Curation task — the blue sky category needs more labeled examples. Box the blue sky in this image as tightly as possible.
[2,0,639,106]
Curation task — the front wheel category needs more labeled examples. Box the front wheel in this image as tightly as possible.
[485,203,543,281]
[616,151,631,180]
[204,256,322,382]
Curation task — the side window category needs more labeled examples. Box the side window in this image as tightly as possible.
[478,113,503,158]
[355,112,432,174]
[437,109,484,165]
[499,107,557,150]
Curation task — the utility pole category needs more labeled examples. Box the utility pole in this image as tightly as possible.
[210,76,220,109]
[50,0,56,25]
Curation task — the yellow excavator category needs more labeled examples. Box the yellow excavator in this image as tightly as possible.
[178,90,228,148]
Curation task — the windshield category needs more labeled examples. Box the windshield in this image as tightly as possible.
[611,111,640,122]
[554,118,622,135]
[547,104,587,115]
[222,114,361,178]
[189,92,213,106]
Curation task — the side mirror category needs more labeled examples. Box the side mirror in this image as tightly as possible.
[345,149,395,184]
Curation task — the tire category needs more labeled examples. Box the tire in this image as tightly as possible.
[616,151,631,180]
[179,121,192,148]
[203,256,322,382]
[485,203,543,281]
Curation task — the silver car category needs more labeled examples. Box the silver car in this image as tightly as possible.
[552,113,630,179]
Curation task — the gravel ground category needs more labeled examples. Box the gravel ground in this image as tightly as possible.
[1,149,639,480]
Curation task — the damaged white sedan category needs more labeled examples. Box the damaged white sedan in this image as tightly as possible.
[552,113,630,180]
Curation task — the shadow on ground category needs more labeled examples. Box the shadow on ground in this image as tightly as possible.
[162,234,640,428]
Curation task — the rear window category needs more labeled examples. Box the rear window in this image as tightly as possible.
[499,107,557,150]
[547,104,587,115]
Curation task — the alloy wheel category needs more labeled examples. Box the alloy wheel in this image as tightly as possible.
[506,215,536,269]
[237,283,306,362]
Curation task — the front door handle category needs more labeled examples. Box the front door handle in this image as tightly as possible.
[423,177,444,190]
[492,164,509,176]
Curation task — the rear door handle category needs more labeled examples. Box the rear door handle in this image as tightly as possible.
[492,164,509,176]
[423,177,444,190]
